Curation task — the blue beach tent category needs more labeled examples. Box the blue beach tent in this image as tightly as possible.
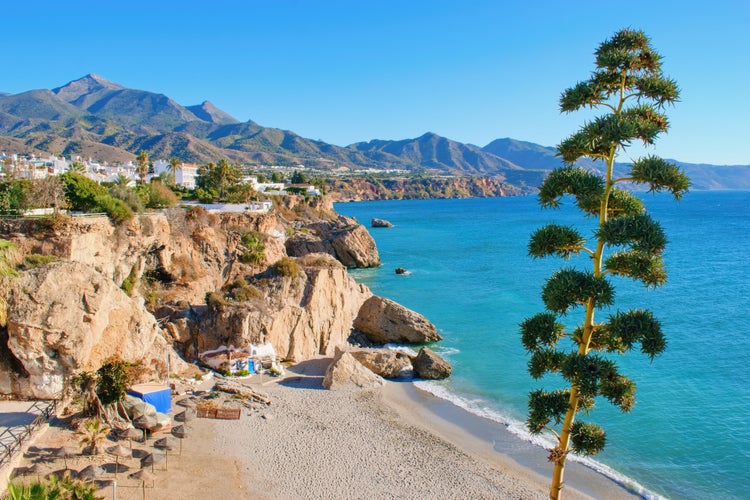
[127,383,172,414]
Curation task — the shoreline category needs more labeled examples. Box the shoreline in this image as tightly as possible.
[213,359,640,499]
[389,381,642,499]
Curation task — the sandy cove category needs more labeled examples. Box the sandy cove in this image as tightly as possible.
[10,358,637,499]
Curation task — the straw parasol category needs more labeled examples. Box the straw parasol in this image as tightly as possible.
[78,464,105,482]
[170,425,188,455]
[140,452,165,473]
[106,444,132,478]
[153,437,176,471]
[53,446,76,469]
[129,468,156,500]
[119,427,143,449]
[133,415,157,441]
[173,410,195,423]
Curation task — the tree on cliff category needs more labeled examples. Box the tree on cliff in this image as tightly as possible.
[519,28,689,499]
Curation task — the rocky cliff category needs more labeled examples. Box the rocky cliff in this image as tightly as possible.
[0,199,440,399]
[326,176,529,202]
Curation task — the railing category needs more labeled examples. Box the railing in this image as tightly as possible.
[0,212,106,220]
[0,399,58,470]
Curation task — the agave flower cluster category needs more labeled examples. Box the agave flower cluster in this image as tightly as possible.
[520,28,690,498]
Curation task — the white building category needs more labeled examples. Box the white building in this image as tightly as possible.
[153,160,200,189]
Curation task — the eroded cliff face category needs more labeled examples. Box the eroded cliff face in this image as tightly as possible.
[1,261,174,398]
[0,201,391,398]
[188,254,372,362]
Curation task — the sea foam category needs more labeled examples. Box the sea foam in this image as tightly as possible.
[413,380,664,500]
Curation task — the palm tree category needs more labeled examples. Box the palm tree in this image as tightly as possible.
[76,417,110,455]
[168,157,181,186]
[136,150,149,184]
[66,161,86,174]
[114,173,131,188]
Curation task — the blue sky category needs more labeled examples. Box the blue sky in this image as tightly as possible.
[3,0,749,165]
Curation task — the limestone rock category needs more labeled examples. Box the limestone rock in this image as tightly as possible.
[286,216,380,268]
[4,261,163,398]
[349,349,412,378]
[322,349,384,390]
[198,259,372,362]
[371,218,393,228]
[412,347,452,380]
[354,296,441,344]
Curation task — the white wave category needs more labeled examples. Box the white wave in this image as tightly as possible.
[383,344,419,356]
[434,346,460,357]
[412,380,665,500]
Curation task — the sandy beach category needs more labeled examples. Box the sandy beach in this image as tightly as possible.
[7,358,638,499]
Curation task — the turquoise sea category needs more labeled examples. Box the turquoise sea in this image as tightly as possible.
[335,191,750,500]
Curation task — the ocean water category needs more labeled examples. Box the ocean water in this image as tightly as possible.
[335,191,750,500]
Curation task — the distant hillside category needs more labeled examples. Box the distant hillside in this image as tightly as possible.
[0,74,748,191]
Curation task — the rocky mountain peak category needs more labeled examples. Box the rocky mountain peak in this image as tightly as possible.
[186,100,239,125]
[52,73,124,103]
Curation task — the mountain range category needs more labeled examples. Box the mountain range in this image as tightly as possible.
[1,74,748,190]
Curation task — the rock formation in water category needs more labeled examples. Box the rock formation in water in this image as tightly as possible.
[371,218,393,228]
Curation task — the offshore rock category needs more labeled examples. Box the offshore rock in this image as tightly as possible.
[371,218,393,228]
[322,348,384,390]
[353,296,441,344]
[285,216,380,268]
[349,348,412,378]
[412,347,452,380]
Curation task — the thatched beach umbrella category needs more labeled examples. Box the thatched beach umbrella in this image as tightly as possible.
[53,446,76,469]
[78,464,105,482]
[170,425,188,455]
[173,410,195,423]
[133,415,157,441]
[140,452,165,473]
[153,437,176,471]
[129,468,156,500]
[119,427,143,449]
[106,443,131,478]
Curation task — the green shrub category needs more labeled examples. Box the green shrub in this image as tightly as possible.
[61,173,108,212]
[234,369,250,377]
[272,257,301,277]
[146,180,179,208]
[205,291,228,312]
[121,266,138,296]
[21,253,58,269]
[224,278,261,301]
[109,185,144,213]
[95,194,133,223]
